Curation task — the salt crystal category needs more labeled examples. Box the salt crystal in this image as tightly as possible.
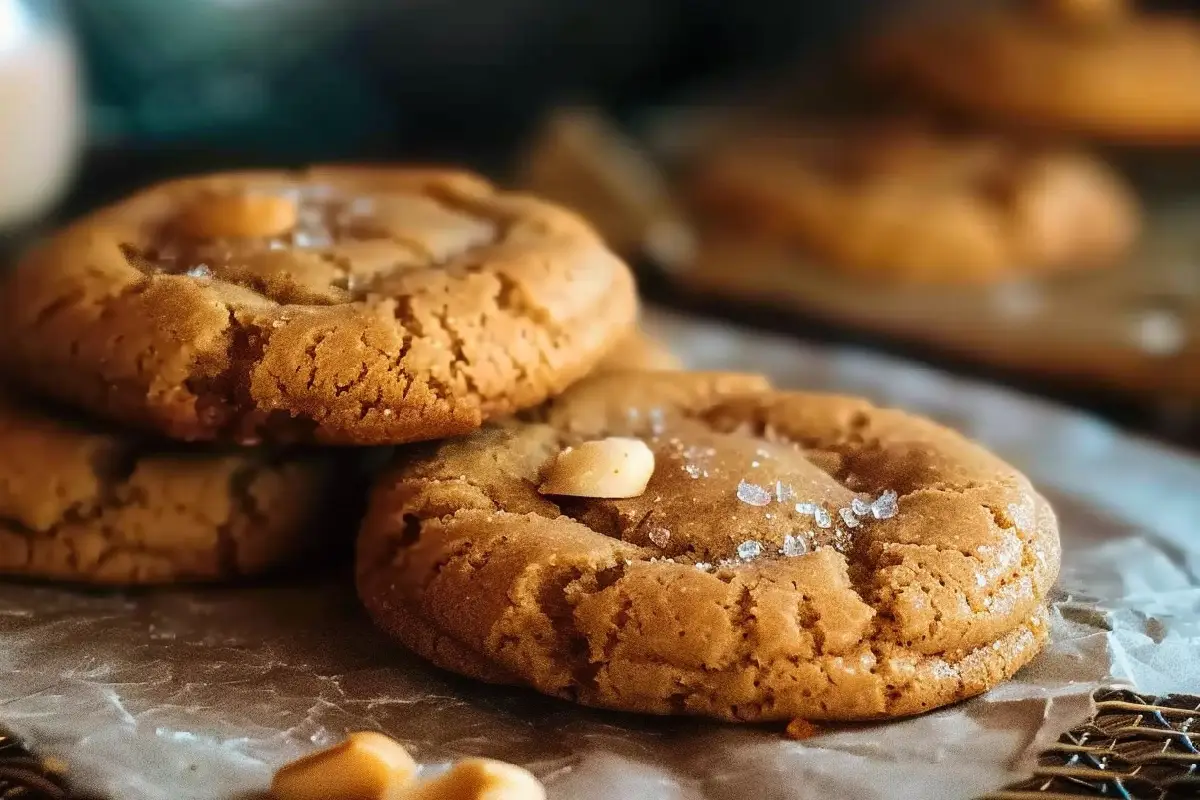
[839,507,861,528]
[647,528,671,548]
[382,409,393,417]
[1007,502,1033,532]
[185,264,212,279]
[684,464,704,479]
[736,480,772,506]
[795,502,817,516]
[781,535,808,557]
[813,506,832,528]
[293,230,332,248]
[850,497,871,517]
[648,407,666,434]
[775,481,795,503]
[871,490,899,520]
[694,562,712,572]
[737,540,763,560]
[751,461,760,468]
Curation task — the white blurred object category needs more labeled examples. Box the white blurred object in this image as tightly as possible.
[0,0,80,232]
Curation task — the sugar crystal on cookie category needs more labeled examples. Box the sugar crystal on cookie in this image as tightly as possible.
[781,534,809,557]
[871,490,899,520]
[813,506,833,528]
[736,480,772,506]
[737,540,764,560]
[839,507,861,528]
[850,497,871,517]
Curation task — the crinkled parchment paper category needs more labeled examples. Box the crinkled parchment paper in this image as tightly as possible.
[1,309,1197,800]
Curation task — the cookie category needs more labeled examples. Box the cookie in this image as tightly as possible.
[684,120,1139,283]
[0,168,637,445]
[356,371,1060,721]
[866,0,1200,144]
[596,329,682,373]
[0,390,344,585]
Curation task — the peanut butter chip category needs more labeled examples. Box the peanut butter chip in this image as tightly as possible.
[174,192,299,239]
[538,436,655,498]
[270,731,418,800]
[405,759,546,800]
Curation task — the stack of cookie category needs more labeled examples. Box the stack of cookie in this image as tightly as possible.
[0,167,1060,723]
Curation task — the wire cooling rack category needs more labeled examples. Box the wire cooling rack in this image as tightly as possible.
[983,688,1200,799]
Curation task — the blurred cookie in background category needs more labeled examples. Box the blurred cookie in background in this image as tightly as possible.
[682,118,1140,284]
[864,0,1200,144]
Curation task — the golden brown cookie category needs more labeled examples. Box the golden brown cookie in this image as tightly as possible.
[0,390,344,585]
[684,120,1139,283]
[0,168,637,445]
[596,329,682,373]
[356,371,1060,721]
[866,1,1200,144]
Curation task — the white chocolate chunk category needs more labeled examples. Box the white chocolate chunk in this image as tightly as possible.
[271,731,417,800]
[538,437,655,498]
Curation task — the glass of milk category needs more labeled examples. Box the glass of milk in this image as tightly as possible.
[0,0,80,234]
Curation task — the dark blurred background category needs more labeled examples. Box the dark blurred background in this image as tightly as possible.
[3,0,1199,444]
[30,0,875,217]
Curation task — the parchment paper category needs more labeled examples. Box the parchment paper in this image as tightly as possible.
[1,309,1197,800]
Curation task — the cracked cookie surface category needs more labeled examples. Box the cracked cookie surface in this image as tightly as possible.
[356,371,1060,721]
[0,168,637,445]
[685,119,1139,283]
[0,390,344,584]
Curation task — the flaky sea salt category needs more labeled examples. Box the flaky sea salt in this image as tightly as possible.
[813,506,833,528]
[794,502,818,516]
[684,464,706,479]
[871,490,899,520]
[647,528,671,548]
[839,507,861,528]
[185,264,212,278]
[1007,502,1034,532]
[781,534,808,557]
[850,497,871,517]
[694,562,712,572]
[775,481,795,503]
[737,540,763,560]
[736,480,772,507]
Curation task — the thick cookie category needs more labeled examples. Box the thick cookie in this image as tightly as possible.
[0,168,637,445]
[684,120,1139,283]
[596,329,682,373]
[866,0,1200,144]
[356,371,1060,721]
[0,390,344,585]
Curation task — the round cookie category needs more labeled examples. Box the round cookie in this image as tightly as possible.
[684,120,1139,283]
[596,329,682,373]
[357,371,1060,722]
[0,390,344,585]
[0,168,637,445]
[866,1,1200,144]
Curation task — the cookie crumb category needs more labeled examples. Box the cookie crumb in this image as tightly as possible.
[784,718,820,740]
